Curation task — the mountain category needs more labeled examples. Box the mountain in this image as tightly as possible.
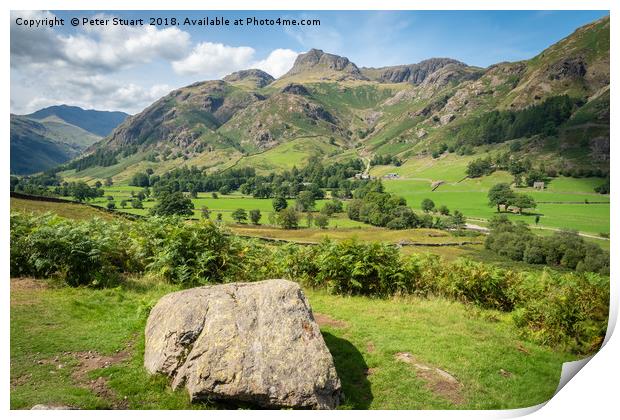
[27,105,129,137]
[223,69,275,88]
[10,115,83,175]
[277,49,367,83]
[11,105,130,175]
[61,15,609,181]
[361,58,479,84]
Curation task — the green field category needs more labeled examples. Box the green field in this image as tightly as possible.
[383,174,610,235]
[10,278,574,410]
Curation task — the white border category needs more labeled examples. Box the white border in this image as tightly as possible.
[2,1,617,419]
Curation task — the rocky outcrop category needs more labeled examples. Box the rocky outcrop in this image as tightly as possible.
[282,48,366,80]
[362,58,467,84]
[144,279,342,409]
[281,83,311,96]
[224,69,275,88]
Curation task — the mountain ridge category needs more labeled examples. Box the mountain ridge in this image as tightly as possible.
[49,15,610,181]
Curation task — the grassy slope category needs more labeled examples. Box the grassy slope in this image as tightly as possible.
[371,150,609,235]
[10,278,574,410]
[10,198,117,221]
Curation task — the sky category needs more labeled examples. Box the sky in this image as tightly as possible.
[10,10,609,115]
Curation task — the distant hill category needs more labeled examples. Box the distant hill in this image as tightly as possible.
[10,105,129,175]
[59,16,609,181]
[10,115,81,175]
[27,105,129,137]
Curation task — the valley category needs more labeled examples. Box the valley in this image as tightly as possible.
[9,12,610,411]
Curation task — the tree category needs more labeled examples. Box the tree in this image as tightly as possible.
[232,208,248,223]
[488,183,514,212]
[509,194,537,214]
[306,212,314,228]
[450,210,466,230]
[70,181,98,202]
[438,205,450,216]
[201,206,211,219]
[272,196,288,212]
[295,191,315,212]
[211,192,219,199]
[131,199,143,209]
[249,209,262,225]
[421,198,435,213]
[94,181,102,188]
[277,207,299,230]
[106,201,116,210]
[216,213,223,223]
[130,172,150,187]
[321,199,343,216]
[150,191,194,216]
[120,200,128,208]
[315,214,329,229]
[104,177,113,187]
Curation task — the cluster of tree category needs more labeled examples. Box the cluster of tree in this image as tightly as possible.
[431,143,448,159]
[455,95,578,147]
[150,191,194,216]
[465,152,555,188]
[487,183,536,214]
[595,178,610,194]
[128,157,364,201]
[230,208,262,225]
[420,198,451,216]
[370,154,402,166]
[134,167,257,197]
[346,180,447,230]
[485,216,609,275]
[64,149,118,172]
[10,173,62,196]
[51,181,105,202]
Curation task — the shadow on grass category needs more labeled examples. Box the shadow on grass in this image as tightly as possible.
[322,332,373,409]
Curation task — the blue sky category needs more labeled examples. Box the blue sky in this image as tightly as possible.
[11,10,609,114]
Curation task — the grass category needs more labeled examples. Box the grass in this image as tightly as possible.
[230,225,481,245]
[10,198,117,221]
[10,278,576,410]
[383,174,610,235]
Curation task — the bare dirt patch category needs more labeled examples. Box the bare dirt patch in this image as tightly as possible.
[10,278,49,291]
[71,348,132,409]
[37,345,133,409]
[313,312,349,329]
[11,373,32,389]
[366,341,376,354]
[395,352,465,405]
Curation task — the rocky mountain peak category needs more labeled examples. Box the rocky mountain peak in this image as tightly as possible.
[281,48,366,80]
[362,58,468,84]
[223,69,275,88]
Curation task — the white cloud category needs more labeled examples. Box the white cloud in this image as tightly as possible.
[61,23,190,71]
[252,49,298,78]
[172,42,256,77]
[15,71,173,114]
[11,11,191,72]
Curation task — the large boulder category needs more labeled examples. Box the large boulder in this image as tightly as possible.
[144,279,342,409]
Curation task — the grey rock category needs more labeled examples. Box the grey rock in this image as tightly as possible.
[362,58,467,84]
[31,404,74,410]
[144,279,342,409]
[283,49,366,80]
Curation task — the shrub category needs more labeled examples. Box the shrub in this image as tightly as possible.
[10,213,123,287]
[311,240,417,296]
